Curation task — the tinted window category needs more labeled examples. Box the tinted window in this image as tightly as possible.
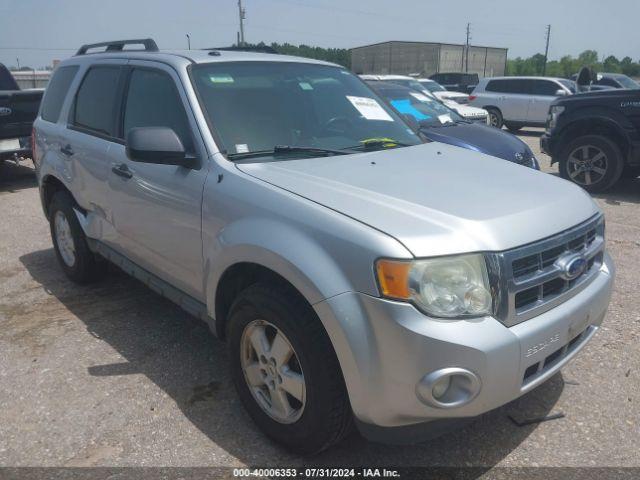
[532,80,561,96]
[73,66,122,136]
[123,69,194,152]
[597,77,619,88]
[40,66,79,122]
[486,79,531,94]
[0,64,19,90]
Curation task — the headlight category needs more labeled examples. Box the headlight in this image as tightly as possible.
[376,253,493,318]
[548,105,565,130]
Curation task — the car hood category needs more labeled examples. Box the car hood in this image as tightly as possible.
[433,91,468,100]
[421,123,530,163]
[236,143,599,257]
[444,101,487,117]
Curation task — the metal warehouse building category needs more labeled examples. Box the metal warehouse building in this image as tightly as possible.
[350,41,508,77]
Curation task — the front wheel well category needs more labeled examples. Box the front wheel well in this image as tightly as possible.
[559,120,630,161]
[214,262,308,340]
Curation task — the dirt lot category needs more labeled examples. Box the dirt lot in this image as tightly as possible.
[0,130,639,470]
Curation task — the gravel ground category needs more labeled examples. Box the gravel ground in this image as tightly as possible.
[0,130,638,470]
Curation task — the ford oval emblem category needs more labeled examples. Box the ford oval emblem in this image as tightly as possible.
[0,107,12,116]
[555,253,588,281]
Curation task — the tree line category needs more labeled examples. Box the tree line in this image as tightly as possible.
[242,42,351,68]
[507,50,640,78]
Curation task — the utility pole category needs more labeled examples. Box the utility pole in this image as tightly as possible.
[186,33,191,50]
[16,57,20,69]
[465,23,471,73]
[543,24,551,75]
[238,0,246,46]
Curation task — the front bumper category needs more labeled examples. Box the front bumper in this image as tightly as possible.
[540,132,554,158]
[313,252,614,441]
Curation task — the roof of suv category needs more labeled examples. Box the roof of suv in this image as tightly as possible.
[481,76,567,82]
[57,46,339,70]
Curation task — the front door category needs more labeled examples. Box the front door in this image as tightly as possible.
[107,62,209,300]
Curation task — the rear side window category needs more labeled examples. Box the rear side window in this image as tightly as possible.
[532,80,561,96]
[73,66,122,137]
[122,68,194,152]
[40,66,79,122]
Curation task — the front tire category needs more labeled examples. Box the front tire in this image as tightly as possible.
[49,191,105,284]
[559,134,624,193]
[486,108,503,129]
[228,283,352,454]
[505,123,522,133]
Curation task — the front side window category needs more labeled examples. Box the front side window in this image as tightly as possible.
[191,62,421,159]
[73,66,122,137]
[123,69,194,152]
[41,66,79,122]
[532,80,562,96]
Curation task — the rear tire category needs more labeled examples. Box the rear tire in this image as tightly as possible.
[486,108,503,129]
[227,283,352,454]
[505,123,522,133]
[559,134,624,193]
[49,191,105,284]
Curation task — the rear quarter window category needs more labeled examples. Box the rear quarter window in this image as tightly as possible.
[40,66,79,122]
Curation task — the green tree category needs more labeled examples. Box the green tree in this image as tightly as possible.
[603,55,621,73]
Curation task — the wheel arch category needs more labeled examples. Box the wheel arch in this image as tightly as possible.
[557,118,631,163]
[40,174,79,220]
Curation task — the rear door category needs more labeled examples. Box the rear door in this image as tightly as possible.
[527,79,563,124]
[500,78,531,122]
[65,63,126,226]
[106,61,208,300]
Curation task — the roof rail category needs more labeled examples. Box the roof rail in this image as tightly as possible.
[76,38,159,56]
[205,45,279,55]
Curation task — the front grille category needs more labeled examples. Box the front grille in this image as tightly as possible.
[491,215,605,327]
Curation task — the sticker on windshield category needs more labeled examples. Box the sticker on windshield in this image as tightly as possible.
[438,114,454,124]
[235,144,249,153]
[346,96,393,121]
[410,92,430,103]
[299,82,313,90]
[209,74,234,84]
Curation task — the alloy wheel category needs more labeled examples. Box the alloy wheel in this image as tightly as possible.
[54,211,76,267]
[240,319,306,424]
[567,145,608,186]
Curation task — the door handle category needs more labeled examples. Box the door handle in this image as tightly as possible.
[111,163,133,179]
[60,144,74,156]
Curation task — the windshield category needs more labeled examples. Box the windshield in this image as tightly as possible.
[615,75,640,89]
[191,62,421,159]
[378,89,464,127]
[418,80,446,93]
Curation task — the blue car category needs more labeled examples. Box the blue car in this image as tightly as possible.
[367,81,540,170]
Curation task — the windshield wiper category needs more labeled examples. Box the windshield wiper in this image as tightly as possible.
[341,138,411,151]
[227,145,351,161]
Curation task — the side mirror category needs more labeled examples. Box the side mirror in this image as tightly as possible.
[126,127,194,167]
[555,89,568,97]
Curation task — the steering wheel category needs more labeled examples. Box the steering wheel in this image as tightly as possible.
[320,116,353,136]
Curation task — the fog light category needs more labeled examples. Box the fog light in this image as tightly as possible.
[432,376,451,399]
[416,367,481,408]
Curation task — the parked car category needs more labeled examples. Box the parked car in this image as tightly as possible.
[429,72,479,94]
[35,39,614,454]
[470,76,575,130]
[368,81,539,169]
[541,87,640,192]
[0,63,43,167]
[570,72,640,90]
[417,78,470,104]
[361,74,488,124]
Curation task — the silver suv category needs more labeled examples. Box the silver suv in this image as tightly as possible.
[470,76,575,130]
[34,39,614,454]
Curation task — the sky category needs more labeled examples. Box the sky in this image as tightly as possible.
[1,0,639,69]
